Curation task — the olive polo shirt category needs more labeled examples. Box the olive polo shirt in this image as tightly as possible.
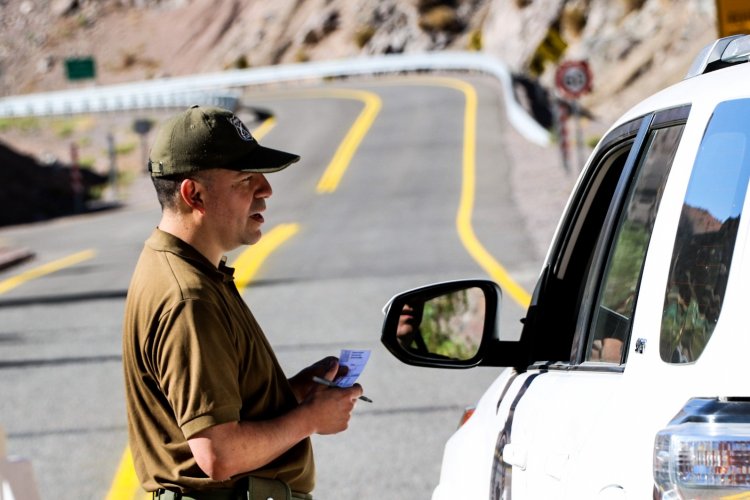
[122,228,314,493]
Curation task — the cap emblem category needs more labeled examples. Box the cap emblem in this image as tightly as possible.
[227,115,254,142]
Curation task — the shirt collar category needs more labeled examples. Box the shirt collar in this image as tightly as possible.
[146,228,235,283]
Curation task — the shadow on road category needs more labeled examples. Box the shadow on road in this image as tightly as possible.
[0,289,127,308]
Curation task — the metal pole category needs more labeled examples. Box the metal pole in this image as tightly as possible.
[107,133,118,200]
[573,99,584,171]
[557,102,570,172]
[69,142,83,213]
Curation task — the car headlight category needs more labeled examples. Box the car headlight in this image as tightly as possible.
[654,399,750,499]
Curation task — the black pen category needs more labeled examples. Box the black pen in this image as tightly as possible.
[312,376,373,403]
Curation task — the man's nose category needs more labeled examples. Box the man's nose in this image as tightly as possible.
[257,174,273,198]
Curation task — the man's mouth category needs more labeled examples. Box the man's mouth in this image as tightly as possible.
[250,213,264,223]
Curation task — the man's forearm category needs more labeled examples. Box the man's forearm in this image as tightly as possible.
[187,406,314,481]
[188,384,361,480]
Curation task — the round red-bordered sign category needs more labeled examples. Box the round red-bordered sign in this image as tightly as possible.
[555,60,592,98]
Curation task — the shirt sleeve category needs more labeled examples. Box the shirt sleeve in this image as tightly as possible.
[153,298,243,439]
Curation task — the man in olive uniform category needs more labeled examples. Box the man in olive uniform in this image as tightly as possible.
[122,105,363,500]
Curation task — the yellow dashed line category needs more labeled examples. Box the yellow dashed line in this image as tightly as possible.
[0,249,96,295]
[251,116,276,140]
[104,447,146,500]
[232,223,300,293]
[242,88,382,194]
[314,89,382,194]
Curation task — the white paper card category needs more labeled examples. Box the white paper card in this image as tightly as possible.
[334,349,370,387]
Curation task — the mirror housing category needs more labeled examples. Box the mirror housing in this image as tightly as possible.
[381,279,529,369]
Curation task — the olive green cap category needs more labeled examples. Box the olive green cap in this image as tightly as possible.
[148,105,300,177]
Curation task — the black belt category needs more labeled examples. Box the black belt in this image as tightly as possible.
[153,488,243,500]
[152,476,312,500]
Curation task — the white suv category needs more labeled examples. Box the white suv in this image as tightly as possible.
[381,35,750,500]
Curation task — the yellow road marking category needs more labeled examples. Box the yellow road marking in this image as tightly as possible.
[106,224,300,499]
[244,88,382,193]
[0,249,96,295]
[104,448,146,500]
[251,116,276,140]
[418,77,532,308]
[314,89,382,193]
[232,223,300,293]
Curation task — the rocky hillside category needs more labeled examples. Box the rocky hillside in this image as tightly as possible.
[1,0,717,122]
[0,0,719,226]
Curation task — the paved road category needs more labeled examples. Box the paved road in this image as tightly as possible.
[0,74,564,499]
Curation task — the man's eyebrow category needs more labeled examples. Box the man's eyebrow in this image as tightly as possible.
[230,173,254,185]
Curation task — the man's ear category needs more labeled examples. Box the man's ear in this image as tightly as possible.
[179,178,206,214]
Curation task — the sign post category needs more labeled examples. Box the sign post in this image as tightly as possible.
[555,60,592,171]
[69,143,84,213]
[133,118,154,173]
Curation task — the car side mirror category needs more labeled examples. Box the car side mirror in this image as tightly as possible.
[381,280,502,368]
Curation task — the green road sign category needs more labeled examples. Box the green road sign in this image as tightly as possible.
[65,57,96,81]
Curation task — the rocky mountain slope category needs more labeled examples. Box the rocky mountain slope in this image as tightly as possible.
[1,0,717,121]
[0,0,719,226]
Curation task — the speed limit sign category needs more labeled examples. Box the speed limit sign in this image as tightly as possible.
[556,60,592,98]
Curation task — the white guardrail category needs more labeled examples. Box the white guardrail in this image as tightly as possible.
[0,52,550,146]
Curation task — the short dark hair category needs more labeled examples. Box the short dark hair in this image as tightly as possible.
[151,171,214,211]
[151,174,188,211]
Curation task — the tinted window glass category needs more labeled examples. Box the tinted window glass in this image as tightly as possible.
[586,125,684,363]
[660,100,750,363]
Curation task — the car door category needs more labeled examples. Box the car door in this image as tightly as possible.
[489,106,690,499]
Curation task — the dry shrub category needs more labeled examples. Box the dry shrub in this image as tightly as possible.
[354,25,376,48]
[620,0,647,14]
[232,54,250,69]
[417,0,458,14]
[467,28,482,51]
[294,48,310,63]
[419,6,463,33]
[561,4,587,38]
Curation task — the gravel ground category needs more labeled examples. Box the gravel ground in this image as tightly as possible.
[505,126,581,261]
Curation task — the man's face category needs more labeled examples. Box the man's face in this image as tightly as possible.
[200,168,273,251]
[396,303,422,338]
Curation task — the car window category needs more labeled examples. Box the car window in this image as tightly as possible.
[524,107,690,367]
[523,132,636,364]
[660,99,750,363]
[585,124,685,363]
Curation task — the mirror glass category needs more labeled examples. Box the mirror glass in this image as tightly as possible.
[396,287,485,360]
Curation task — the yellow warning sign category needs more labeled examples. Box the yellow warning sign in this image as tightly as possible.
[528,28,567,77]
[717,0,750,37]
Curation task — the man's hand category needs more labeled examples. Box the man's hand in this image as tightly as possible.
[300,382,363,435]
[288,356,348,402]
